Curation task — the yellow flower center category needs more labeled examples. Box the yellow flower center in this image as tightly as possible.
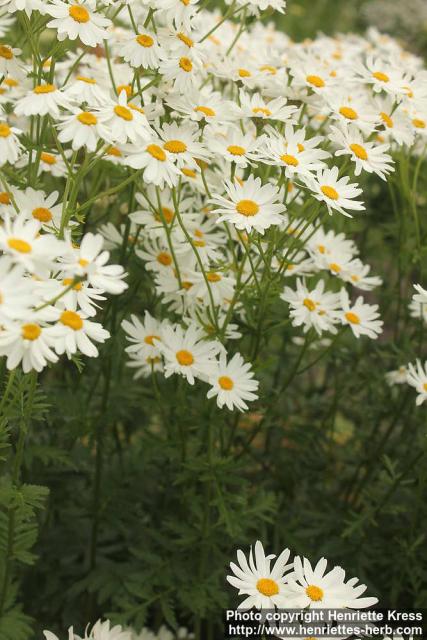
[423,383,427,391]
[329,262,341,273]
[380,112,393,128]
[306,585,324,602]
[177,32,193,47]
[164,140,187,154]
[69,4,90,23]
[8,238,32,253]
[79,258,89,267]
[0,123,11,138]
[413,118,426,129]
[372,71,389,82]
[321,185,339,200]
[303,298,316,311]
[182,168,196,178]
[32,207,53,223]
[117,84,131,97]
[256,578,279,597]
[144,334,160,345]
[76,75,96,84]
[179,56,193,72]
[0,45,13,59]
[146,144,166,161]
[227,145,246,156]
[22,323,41,341]
[207,272,221,282]
[345,311,360,324]
[136,34,154,47]
[60,310,83,331]
[194,106,216,117]
[339,106,358,120]
[306,74,325,88]
[260,64,277,74]
[252,107,271,117]
[41,152,56,164]
[176,349,194,366]
[236,199,259,216]
[238,68,251,78]
[34,84,56,94]
[161,206,174,223]
[77,111,97,126]
[281,154,299,166]
[218,375,234,390]
[107,146,122,157]
[350,143,368,160]
[63,278,82,291]
[114,105,133,121]
[4,78,18,87]
[157,252,172,266]
[0,191,10,204]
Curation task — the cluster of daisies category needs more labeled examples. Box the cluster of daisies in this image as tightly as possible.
[227,541,378,611]
[0,0,425,411]
[44,621,193,640]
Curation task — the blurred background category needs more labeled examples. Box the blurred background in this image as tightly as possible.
[282,0,427,53]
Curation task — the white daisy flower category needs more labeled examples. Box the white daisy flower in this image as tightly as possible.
[206,128,262,168]
[281,278,340,336]
[386,366,408,386]
[124,137,181,188]
[98,90,152,144]
[0,318,59,373]
[14,188,64,229]
[210,175,286,234]
[156,322,220,385]
[57,108,107,152]
[63,74,109,107]
[159,53,202,94]
[407,360,427,405]
[50,309,110,359]
[14,83,73,118]
[329,124,394,180]
[237,90,298,123]
[304,166,365,217]
[207,352,259,412]
[0,120,22,166]
[46,0,112,47]
[0,44,24,77]
[121,28,162,70]
[339,289,383,339]
[0,258,35,323]
[157,121,209,169]
[122,311,164,362]
[263,124,330,178]
[227,540,292,609]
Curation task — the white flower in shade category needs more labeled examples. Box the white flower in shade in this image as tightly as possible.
[189,270,235,305]
[329,125,394,180]
[122,28,162,70]
[339,289,383,339]
[122,311,164,362]
[386,366,408,386]
[125,349,163,380]
[156,0,199,30]
[281,278,340,335]
[354,56,406,97]
[63,74,109,107]
[55,278,105,317]
[0,319,59,373]
[412,283,427,305]
[210,175,286,234]
[58,109,106,151]
[14,83,73,118]
[227,540,292,609]
[98,90,152,144]
[44,629,75,640]
[0,121,22,166]
[285,556,378,609]
[46,0,112,47]
[340,259,382,291]
[156,323,220,385]
[124,137,181,187]
[407,360,427,406]
[0,214,63,276]
[325,89,380,135]
[61,233,127,295]
[50,309,110,358]
[207,352,259,412]
[304,166,365,218]
[0,259,35,323]
[14,188,63,229]
[237,90,298,123]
